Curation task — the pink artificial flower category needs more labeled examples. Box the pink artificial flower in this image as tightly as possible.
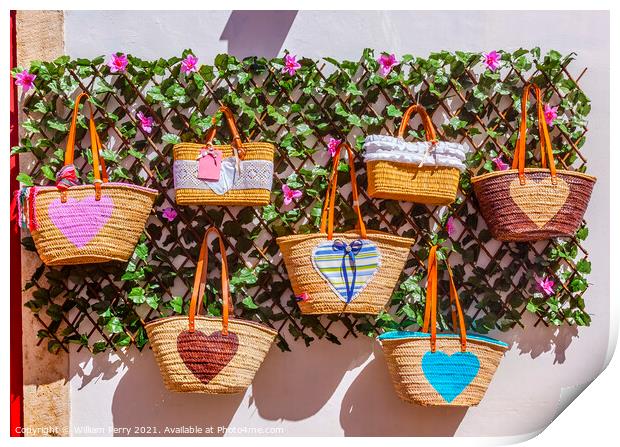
[327,137,342,157]
[544,104,558,127]
[377,53,398,76]
[14,69,36,92]
[483,51,501,71]
[181,54,199,74]
[282,184,302,206]
[492,156,510,171]
[108,53,129,73]
[535,275,555,296]
[281,54,301,76]
[446,216,456,237]
[162,207,177,222]
[137,111,154,134]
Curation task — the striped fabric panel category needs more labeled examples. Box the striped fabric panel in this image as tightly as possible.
[311,239,382,303]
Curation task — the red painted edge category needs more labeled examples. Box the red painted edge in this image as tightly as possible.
[10,9,24,437]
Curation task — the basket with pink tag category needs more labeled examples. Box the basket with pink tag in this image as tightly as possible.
[173,106,274,206]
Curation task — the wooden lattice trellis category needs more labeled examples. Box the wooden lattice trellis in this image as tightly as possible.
[14,48,593,354]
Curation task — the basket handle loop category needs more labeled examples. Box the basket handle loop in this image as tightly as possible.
[188,226,232,336]
[397,104,437,142]
[512,83,556,185]
[63,92,109,200]
[319,142,366,240]
[204,105,246,160]
[421,246,467,353]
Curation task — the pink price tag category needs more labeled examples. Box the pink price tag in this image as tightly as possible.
[197,148,223,181]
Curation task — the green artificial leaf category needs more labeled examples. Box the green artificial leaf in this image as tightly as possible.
[22,119,40,133]
[106,317,124,334]
[242,296,259,309]
[386,105,403,117]
[16,173,34,186]
[134,242,149,261]
[128,287,146,304]
[169,296,184,314]
[40,165,56,181]
[526,301,538,313]
[146,295,160,310]
[576,259,592,274]
[261,204,279,223]
[92,341,108,354]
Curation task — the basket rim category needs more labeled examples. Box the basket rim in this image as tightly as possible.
[366,160,462,171]
[378,330,509,350]
[40,254,128,266]
[144,315,278,337]
[276,230,415,247]
[471,168,596,184]
[173,141,275,154]
[33,182,158,196]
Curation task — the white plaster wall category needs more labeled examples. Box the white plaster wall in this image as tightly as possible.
[64,10,610,437]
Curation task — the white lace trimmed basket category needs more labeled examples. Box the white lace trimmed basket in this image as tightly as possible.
[363,104,470,205]
[363,135,470,171]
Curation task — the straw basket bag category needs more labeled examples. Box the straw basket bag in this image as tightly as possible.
[472,83,596,241]
[18,92,157,266]
[277,143,415,315]
[173,106,274,206]
[145,227,277,394]
[379,246,508,407]
[363,104,469,205]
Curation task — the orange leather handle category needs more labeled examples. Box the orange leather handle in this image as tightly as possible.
[421,246,467,352]
[397,104,437,142]
[319,142,366,240]
[64,92,109,182]
[204,106,246,159]
[188,227,232,335]
[512,83,556,184]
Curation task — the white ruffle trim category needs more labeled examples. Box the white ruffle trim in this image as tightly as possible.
[362,135,470,171]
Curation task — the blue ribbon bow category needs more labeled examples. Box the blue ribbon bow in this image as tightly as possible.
[332,239,363,303]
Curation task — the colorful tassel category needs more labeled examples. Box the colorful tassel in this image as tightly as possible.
[15,189,24,228]
[15,187,37,230]
[56,164,79,190]
[27,187,38,231]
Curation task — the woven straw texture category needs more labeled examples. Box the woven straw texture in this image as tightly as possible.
[380,336,507,407]
[472,168,595,241]
[31,184,156,266]
[367,161,460,205]
[277,230,414,314]
[173,142,274,206]
[145,316,277,394]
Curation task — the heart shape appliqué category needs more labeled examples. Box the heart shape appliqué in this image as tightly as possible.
[177,330,239,384]
[48,196,114,249]
[421,351,480,403]
[311,239,381,303]
[509,176,570,228]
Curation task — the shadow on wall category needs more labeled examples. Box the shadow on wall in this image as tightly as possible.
[108,336,369,435]
[251,334,372,421]
[220,10,298,59]
[500,312,579,364]
[110,350,243,437]
[339,345,467,436]
[92,326,578,437]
